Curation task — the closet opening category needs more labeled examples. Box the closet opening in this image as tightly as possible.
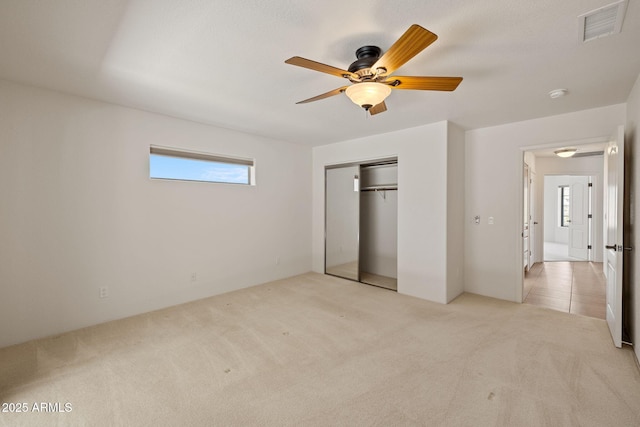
[325,158,398,291]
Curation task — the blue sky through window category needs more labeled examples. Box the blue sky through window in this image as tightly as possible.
[150,154,250,184]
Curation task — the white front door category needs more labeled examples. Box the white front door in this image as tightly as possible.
[605,125,625,348]
[568,176,590,259]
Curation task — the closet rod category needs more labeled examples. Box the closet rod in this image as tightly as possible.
[361,185,398,191]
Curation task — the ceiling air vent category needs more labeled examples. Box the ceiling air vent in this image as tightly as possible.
[579,0,628,42]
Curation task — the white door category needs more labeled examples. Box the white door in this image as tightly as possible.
[568,176,590,259]
[529,171,536,269]
[605,125,625,348]
[325,165,360,281]
[523,164,530,270]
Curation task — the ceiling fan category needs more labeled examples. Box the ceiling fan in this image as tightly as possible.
[285,24,463,115]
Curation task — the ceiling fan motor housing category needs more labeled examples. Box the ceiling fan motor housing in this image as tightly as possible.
[285,24,462,114]
[348,46,382,75]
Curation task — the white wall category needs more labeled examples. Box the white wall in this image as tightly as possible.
[626,73,640,363]
[465,104,626,302]
[312,121,464,304]
[0,80,312,348]
[446,122,466,302]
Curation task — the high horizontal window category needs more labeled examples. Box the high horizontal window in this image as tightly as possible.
[149,145,254,185]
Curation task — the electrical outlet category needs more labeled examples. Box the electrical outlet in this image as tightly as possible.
[99,286,109,299]
[191,273,197,282]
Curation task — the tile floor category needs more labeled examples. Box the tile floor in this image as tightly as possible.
[524,261,606,319]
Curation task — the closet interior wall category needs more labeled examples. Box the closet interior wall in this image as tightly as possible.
[360,163,398,290]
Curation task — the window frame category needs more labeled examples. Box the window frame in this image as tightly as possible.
[149,145,255,186]
[559,185,570,227]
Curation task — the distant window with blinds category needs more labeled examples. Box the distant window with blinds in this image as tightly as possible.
[559,185,570,227]
[149,146,254,185]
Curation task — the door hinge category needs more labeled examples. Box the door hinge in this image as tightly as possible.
[588,183,593,187]
[588,214,593,219]
[588,245,592,250]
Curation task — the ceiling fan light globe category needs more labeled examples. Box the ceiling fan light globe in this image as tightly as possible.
[345,82,391,108]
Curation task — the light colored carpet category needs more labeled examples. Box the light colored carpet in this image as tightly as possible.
[1,272,639,426]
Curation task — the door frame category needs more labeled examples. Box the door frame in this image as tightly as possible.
[324,157,398,284]
[517,136,609,304]
[567,176,592,260]
[541,174,594,261]
[523,163,531,271]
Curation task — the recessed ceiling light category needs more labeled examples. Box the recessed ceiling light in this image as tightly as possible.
[549,89,568,99]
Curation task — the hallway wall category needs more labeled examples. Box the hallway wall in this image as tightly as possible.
[535,156,604,263]
[465,104,625,303]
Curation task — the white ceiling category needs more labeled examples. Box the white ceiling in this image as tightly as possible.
[1,0,639,146]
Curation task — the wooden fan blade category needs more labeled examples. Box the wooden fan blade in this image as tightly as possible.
[369,101,387,115]
[285,56,357,80]
[371,25,438,76]
[296,86,349,104]
[386,76,462,91]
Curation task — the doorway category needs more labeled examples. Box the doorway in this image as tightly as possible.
[542,175,594,262]
[521,145,606,319]
[325,159,398,291]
